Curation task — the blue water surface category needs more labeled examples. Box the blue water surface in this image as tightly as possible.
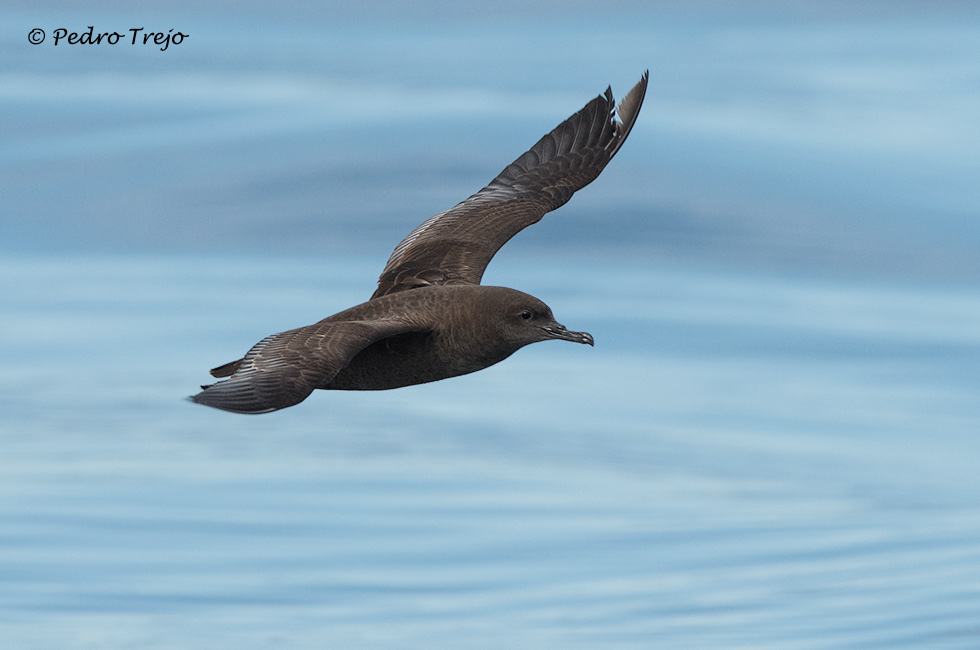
[2,2,980,648]
[2,254,979,649]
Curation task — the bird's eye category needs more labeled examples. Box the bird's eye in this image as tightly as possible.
[520,310,532,320]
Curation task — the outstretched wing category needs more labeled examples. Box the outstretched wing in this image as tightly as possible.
[190,318,418,413]
[371,71,648,299]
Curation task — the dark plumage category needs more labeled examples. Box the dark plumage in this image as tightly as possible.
[191,72,648,414]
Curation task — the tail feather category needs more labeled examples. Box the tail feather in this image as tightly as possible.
[210,358,243,378]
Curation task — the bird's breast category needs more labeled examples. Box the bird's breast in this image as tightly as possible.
[319,285,520,391]
[320,326,513,391]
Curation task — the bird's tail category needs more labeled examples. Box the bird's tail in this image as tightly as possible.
[209,358,243,378]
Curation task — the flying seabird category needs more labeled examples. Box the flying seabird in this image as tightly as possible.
[191,71,648,414]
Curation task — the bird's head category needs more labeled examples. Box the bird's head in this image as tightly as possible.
[484,287,594,349]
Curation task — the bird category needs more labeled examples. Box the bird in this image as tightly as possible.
[191,71,648,414]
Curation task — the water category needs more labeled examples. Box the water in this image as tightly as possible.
[3,2,980,647]
[1,255,979,649]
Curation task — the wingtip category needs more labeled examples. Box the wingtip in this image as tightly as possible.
[617,71,649,122]
[607,70,649,158]
[188,369,309,414]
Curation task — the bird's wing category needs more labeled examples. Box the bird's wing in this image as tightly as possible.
[371,71,648,299]
[190,318,419,413]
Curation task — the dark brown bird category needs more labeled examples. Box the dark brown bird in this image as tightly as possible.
[191,72,648,413]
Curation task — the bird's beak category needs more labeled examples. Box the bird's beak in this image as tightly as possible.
[542,323,594,346]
